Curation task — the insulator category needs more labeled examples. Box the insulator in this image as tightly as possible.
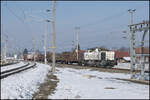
[130,26,132,30]
[146,24,148,27]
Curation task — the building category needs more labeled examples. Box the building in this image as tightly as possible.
[115,51,130,63]
[135,47,149,63]
[26,52,38,61]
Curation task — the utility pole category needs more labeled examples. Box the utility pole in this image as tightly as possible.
[44,9,51,64]
[75,27,80,60]
[129,20,149,80]
[51,0,56,74]
[128,9,136,79]
[140,30,148,80]
[44,22,47,64]
[72,41,74,51]
[33,38,36,62]
[4,39,7,63]
[44,19,50,64]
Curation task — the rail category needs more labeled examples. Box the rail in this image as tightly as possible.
[1,63,30,74]
[56,63,149,73]
[1,62,19,67]
[1,63,36,79]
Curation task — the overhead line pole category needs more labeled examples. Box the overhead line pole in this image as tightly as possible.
[140,30,148,80]
[75,27,80,61]
[33,38,36,62]
[44,18,50,64]
[44,21,47,64]
[128,9,136,79]
[129,20,149,80]
[76,27,79,61]
[51,0,56,74]
[72,41,74,51]
[45,9,51,64]
[4,39,7,63]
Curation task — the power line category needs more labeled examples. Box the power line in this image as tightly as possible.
[79,5,148,29]
[79,11,127,29]
[4,3,40,53]
[5,4,25,23]
[4,2,34,34]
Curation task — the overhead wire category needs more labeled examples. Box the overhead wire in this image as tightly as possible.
[55,4,148,52]
[74,5,149,50]
[80,11,127,29]
[3,2,40,51]
[79,4,149,29]
[3,2,149,52]
[5,3,25,23]
[4,2,33,34]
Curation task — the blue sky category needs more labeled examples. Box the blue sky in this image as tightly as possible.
[1,1,149,53]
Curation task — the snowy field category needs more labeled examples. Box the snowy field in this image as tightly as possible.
[1,62,27,72]
[1,62,50,99]
[48,67,149,99]
[1,62,149,99]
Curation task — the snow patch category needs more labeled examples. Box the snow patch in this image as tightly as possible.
[1,62,51,99]
[49,67,149,99]
[1,62,27,72]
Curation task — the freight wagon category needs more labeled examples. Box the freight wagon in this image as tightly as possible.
[56,48,117,68]
[56,50,85,65]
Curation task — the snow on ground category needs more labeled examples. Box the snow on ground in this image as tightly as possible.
[135,73,149,81]
[1,62,50,99]
[114,62,149,71]
[114,63,149,81]
[48,67,149,99]
[1,62,27,72]
[114,63,131,69]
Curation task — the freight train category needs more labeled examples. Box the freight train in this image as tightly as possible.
[24,48,117,68]
[56,48,117,68]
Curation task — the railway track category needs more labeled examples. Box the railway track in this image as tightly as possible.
[112,67,149,73]
[1,62,19,67]
[1,62,36,79]
[56,63,149,74]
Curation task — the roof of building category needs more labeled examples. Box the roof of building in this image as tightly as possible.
[79,50,86,54]
[73,50,86,54]
[114,51,130,59]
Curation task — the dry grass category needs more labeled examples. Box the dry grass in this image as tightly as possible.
[32,71,59,99]
[104,87,116,89]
